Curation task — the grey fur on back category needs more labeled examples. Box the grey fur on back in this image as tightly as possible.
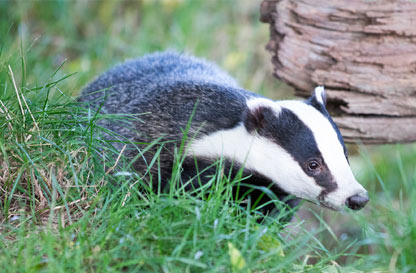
[79,52,260,181]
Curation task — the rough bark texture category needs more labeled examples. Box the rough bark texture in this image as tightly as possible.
[261,0,416,144]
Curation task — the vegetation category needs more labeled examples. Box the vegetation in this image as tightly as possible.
[1,1,415,272]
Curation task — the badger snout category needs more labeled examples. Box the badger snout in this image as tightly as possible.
[345,192,369,210]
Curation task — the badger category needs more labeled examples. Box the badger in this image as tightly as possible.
[78,51,369,216]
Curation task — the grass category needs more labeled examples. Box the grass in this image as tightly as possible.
[0,74,349,271]
[1,1,416,272]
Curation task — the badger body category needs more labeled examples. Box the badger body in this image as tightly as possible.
[79,52,369,215]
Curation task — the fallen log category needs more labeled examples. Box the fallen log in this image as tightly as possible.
[260,0,416,144]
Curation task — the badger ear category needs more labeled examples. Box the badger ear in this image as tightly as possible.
[243,99,279,132]
[308,86,327,112]
[313,86,327,106]
[244,106,266,132]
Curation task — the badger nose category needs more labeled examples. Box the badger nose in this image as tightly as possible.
[345,193,369,210]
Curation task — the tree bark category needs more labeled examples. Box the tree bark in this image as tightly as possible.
[260,0,416,144]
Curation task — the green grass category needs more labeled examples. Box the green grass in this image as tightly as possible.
[1,1,416,272]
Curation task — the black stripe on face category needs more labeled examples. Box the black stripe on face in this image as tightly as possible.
[244,106,337,194]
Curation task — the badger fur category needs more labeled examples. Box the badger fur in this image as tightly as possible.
[79,52,369,215]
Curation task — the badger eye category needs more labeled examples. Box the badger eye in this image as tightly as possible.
[307,160,320,171]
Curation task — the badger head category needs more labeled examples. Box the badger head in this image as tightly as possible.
[187,86,368,211]
[242,86,369,211]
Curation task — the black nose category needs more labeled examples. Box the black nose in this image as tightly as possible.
[345,193,369,210]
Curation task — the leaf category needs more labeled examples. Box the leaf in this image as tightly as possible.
[228,242,248,273]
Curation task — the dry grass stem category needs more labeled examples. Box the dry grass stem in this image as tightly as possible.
[8,66,40,138]
[106,144,127,175]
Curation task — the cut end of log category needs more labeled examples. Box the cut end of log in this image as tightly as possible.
[261,0,416,144]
